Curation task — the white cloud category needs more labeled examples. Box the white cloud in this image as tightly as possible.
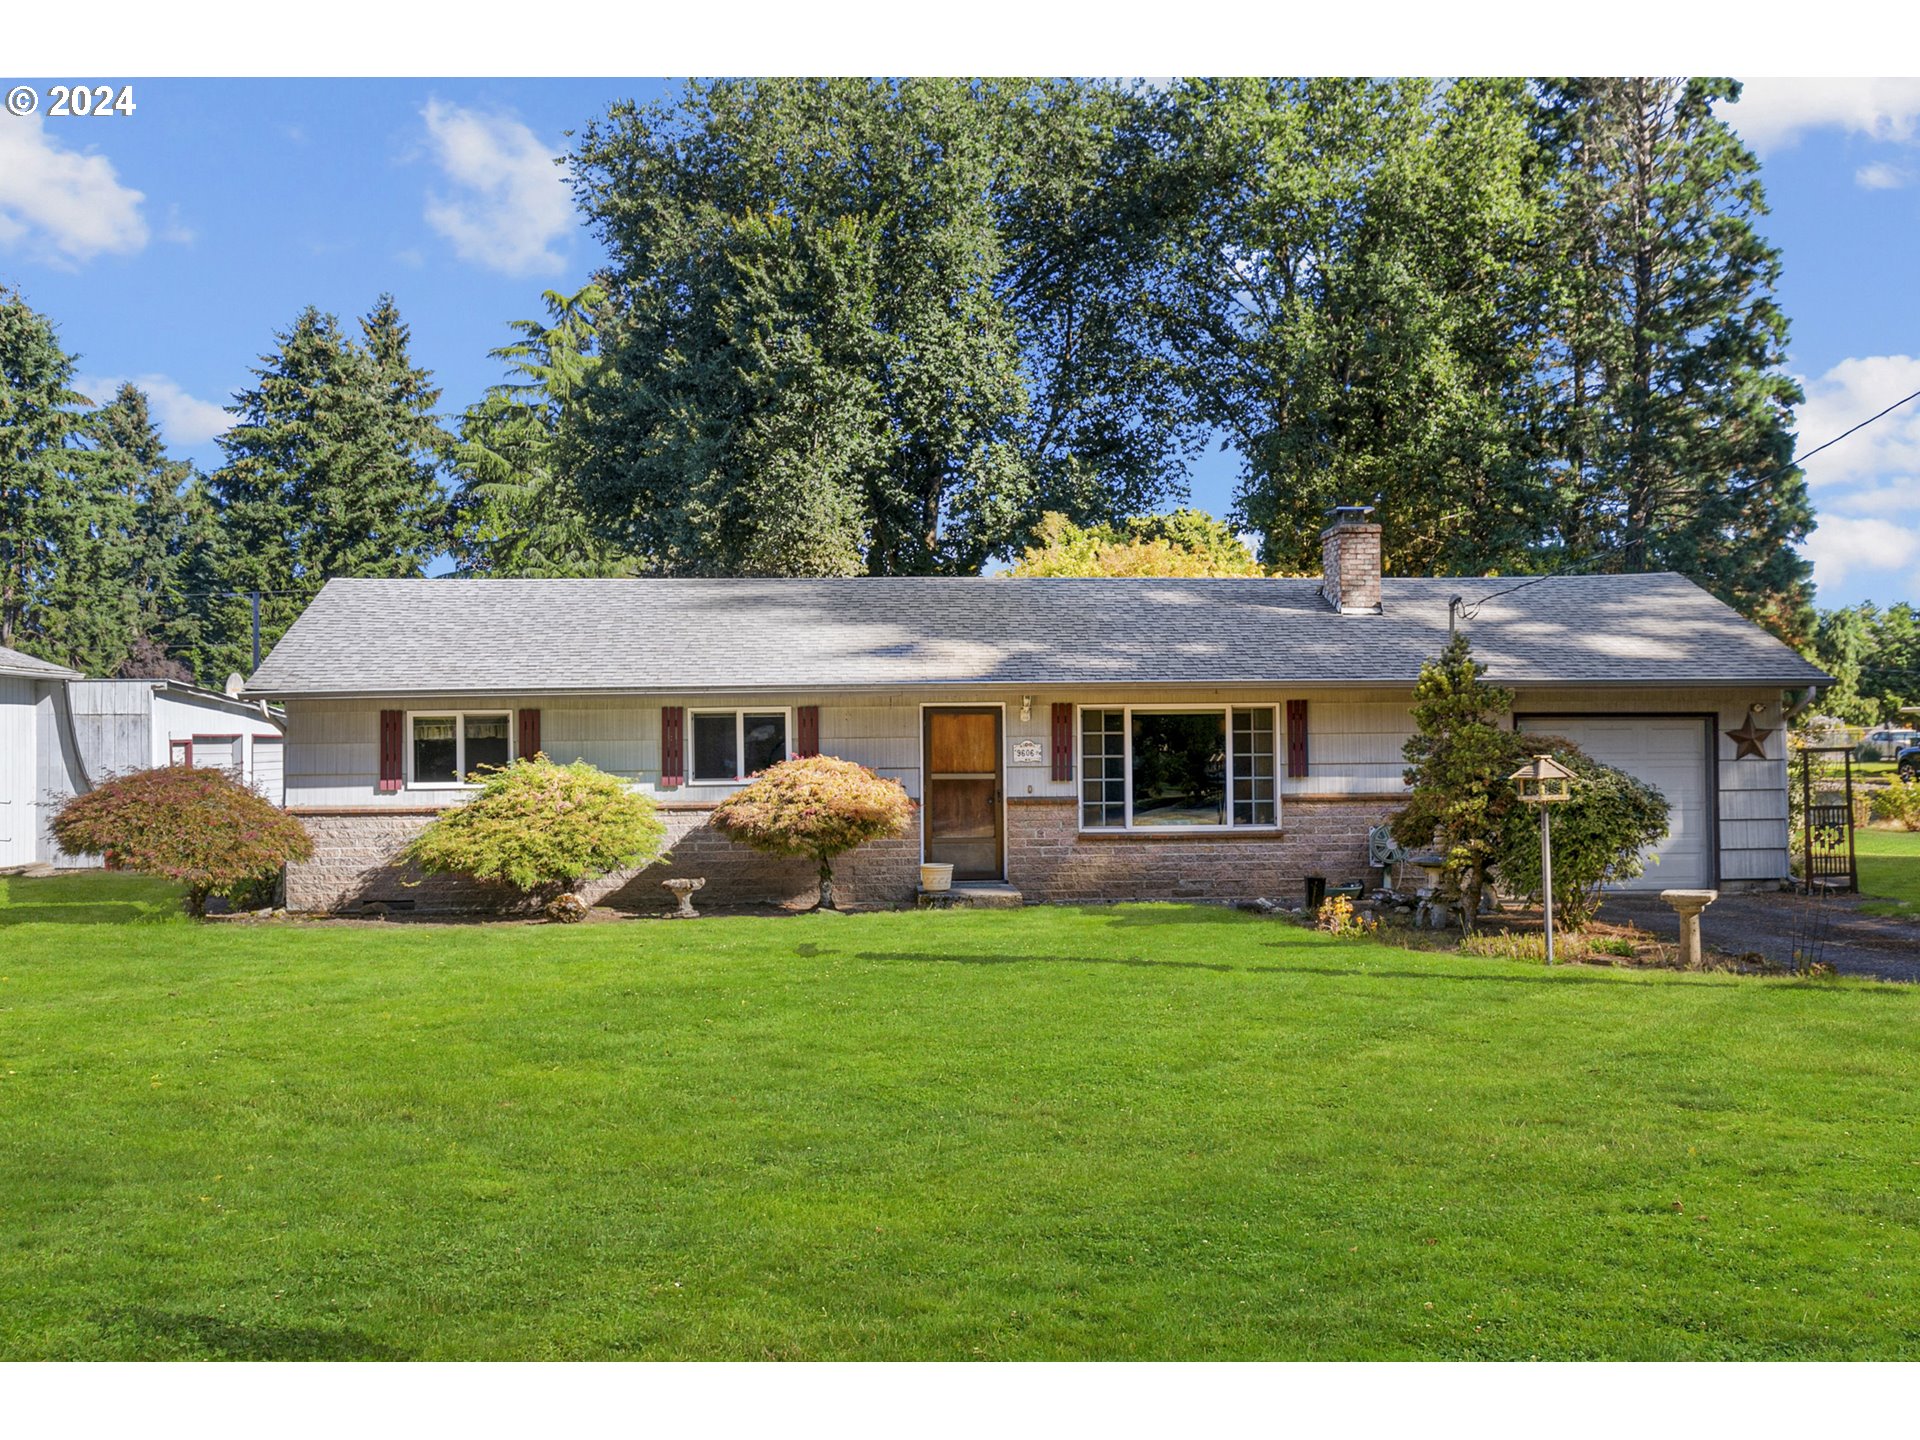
[1721,78,1920,153]
[1791,354,1920,601]
[1792,355,1920,492]
[1803,516,1920,592]
[1855,161,1913,190]
[0,114,147,263]
[419,98,572,277]
[75,373,231,447]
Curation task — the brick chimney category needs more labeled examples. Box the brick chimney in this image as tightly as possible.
[1320,505,1382,615]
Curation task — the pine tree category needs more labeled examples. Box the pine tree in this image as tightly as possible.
[449,285,636,577]
[90,383,201,679]
[0,288,95,660]
[1538,77,1813,640]
[201,299,450,675]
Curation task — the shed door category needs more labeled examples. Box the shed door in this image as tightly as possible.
[0,685,34,866]
[924,708,1003,881]
[251,735,284,806]
[1517,715,1712,890]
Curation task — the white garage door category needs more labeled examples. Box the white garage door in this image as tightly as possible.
[1516,715,1711,890]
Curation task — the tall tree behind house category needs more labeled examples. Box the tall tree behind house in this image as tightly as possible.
[1537,77,1814,641]
[1147,77,1558,578]
[196,297,451,679]
[0,288,95,661]
[449,284,635,578]
[565,78,1198,577]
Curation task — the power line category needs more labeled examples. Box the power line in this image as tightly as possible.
[1449,381,1920,630]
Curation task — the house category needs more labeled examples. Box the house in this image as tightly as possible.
[0,644,285,870]
[245,511,1831,914]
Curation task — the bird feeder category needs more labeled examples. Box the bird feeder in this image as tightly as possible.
[1509,754,1577,964]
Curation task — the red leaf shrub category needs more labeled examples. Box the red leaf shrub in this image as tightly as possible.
[51,766,313,915]
[709,755,912,909]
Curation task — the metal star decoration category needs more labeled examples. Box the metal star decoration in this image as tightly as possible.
[1725,714,1775,760]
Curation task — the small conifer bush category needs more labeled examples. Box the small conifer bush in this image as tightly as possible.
[402,755,667,913]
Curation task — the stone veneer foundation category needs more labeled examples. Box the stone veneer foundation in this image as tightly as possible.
[286,804,921,915]
[285,794,1401,914]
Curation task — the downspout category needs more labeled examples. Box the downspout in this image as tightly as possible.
[1783,686,1823,726]
[55,679,95,793]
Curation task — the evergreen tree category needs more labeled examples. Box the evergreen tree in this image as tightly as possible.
[450,284,632,577]
[1151,78,1556,577]
[1391,632,1520,932]
[568,78,1191,576]
[200,298,450,676]
[0,287,96,661]
[1537,77,1814,640]
[90,383,201,679]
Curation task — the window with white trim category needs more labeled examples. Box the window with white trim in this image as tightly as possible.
[1078,706,1278,830]
[410,711,512,786]
[690,709,789,783]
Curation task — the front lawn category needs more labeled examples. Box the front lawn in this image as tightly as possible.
[2,874,1917,1360]
[1856,827,1920,919]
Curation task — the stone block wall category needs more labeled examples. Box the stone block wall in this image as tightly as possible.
[284,803,923,915]
[1003,796,1400,904]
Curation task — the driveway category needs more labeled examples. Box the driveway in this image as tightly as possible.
[1598,890,1920,983]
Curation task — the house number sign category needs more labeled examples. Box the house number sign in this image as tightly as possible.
[1011,738,1045,766]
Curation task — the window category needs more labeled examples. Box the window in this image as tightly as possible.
[410,711,513,786]
[1078,706,1279,831]
[690,709,789,783]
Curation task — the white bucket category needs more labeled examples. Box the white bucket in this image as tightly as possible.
[920,863,954,893]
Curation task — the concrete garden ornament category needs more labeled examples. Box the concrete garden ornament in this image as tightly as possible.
[663,877,705,918]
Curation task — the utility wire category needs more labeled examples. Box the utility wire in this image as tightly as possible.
[1449,382,1920,628]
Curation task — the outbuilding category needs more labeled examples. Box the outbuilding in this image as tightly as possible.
[0,645,285,870]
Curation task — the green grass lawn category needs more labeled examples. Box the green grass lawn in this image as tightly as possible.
[3,872,1918,1360]
[1856,827,1920,919]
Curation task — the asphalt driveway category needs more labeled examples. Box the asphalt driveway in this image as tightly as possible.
[1598,890,1920,983]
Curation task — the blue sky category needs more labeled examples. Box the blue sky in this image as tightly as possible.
[3,77,1917,608]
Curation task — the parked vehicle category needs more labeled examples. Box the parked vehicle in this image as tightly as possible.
[1866,728,1920,747]
[1899,743,1920,781]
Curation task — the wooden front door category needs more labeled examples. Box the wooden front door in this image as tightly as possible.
[924,707,1003,881]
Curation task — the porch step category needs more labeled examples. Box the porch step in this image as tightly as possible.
[917,882,1025,910]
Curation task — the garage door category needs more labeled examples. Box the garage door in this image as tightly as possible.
[1515,715,1711,890]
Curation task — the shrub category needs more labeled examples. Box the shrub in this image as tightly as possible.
[1493,744,1671,930]
[51,766,313,916]
[709,755,913,910]
[402,755,667,909]
[1316,894,1377,937]
[1869,775,1920,831]
[1390,633,1521,933]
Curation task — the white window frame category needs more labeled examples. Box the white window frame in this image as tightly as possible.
[406,709,515,790]
[687,707,794,785]
[1074,704,1281,834]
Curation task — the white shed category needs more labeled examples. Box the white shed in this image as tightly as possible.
[0,646,286,871]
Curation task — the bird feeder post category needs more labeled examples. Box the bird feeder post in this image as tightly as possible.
[1510,754,1578,966]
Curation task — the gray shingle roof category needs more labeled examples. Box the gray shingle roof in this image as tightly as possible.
[243,573,1832,697]
[0,643,81,680]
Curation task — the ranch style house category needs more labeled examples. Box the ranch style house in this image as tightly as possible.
[244,510,1832,914]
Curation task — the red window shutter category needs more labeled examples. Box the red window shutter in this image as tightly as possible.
[518,708,541,761]
[1286,699,1309,779]
[378,709,405,792]
[796,705,820,758]
[661,706,684,788]
[1051,703,1073,782]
